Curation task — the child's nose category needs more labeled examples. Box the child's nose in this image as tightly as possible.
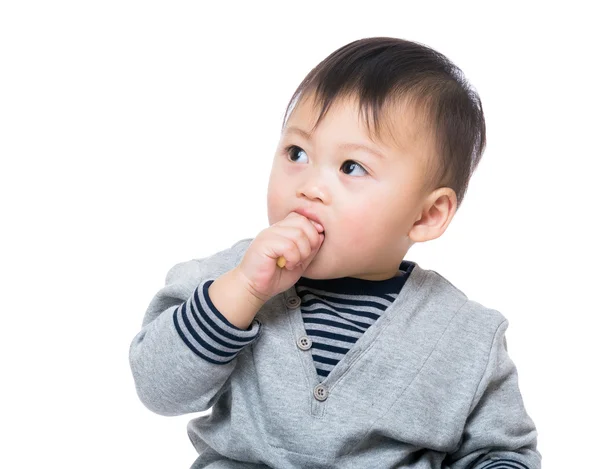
[297,185,326,203]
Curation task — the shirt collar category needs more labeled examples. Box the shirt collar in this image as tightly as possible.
[296,260,415,296]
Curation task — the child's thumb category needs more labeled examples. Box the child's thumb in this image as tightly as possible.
[302,233,325,268]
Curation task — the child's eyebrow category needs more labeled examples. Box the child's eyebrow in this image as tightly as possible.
[284,126,387,160]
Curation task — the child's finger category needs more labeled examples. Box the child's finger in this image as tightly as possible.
[301,232,325,268]
[270,223,319,257]
[288,212,325,233]
[279,214,324,249]
[270,214,324,269]
[275,228,324,270]
[269,227,315,270]
[275,231,313,269]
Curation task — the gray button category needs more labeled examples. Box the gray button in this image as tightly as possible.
[286,296,301,308]
[313,384,328,401]
[296,335,312,350]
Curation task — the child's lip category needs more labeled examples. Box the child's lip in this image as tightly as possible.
[293,208,324,230]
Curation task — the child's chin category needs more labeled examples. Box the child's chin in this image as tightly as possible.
[302,260,326,279]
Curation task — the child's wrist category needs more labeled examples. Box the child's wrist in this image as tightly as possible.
[208,267,265,330]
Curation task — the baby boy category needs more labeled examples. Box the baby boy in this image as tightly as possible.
[129,37,541,469]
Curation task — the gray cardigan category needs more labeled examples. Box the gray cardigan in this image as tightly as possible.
[129,238,541,469]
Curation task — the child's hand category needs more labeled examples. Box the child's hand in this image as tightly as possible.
[236,212,325,303]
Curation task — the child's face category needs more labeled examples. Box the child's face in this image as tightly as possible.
[267,93,434,281]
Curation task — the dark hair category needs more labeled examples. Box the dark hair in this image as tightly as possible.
[281,37,486,210]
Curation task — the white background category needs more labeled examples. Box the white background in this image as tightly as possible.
[1,1,598,468]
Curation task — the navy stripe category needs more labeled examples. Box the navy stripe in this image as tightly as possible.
[296,263,411,295]
[302,308,373,329]
[295,265,412,380]
[189,288,254,348]
[311,341,351,355]
[479,459,529,469]
[172,307,235,365]
[177,303,238,358]
[171,281,261,364]
[381,292,398,302]
[303,316,365,333]
[312,354,339,366]
[195,282,257,343]
[298,291,390,311]
[187,299,244,350]
[300,296,385,319]
[305,328,359,344]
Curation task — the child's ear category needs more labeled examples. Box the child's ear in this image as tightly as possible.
[408,188,457,243]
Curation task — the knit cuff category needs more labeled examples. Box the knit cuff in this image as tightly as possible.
[172,279,261,364]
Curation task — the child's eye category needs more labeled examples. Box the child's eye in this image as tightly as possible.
[340,160,368,177]
[286,145,308,163]
[284,145,369,177]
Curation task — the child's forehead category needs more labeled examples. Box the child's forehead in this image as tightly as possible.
[286,91,434,159]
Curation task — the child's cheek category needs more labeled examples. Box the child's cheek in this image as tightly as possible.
[266,187,284,225]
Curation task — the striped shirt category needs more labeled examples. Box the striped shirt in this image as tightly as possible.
[295,260,414,380]
[172,260,414,377]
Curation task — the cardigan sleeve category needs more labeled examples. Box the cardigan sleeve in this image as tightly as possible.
[128,242,261,417]
[443,320,541,469]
